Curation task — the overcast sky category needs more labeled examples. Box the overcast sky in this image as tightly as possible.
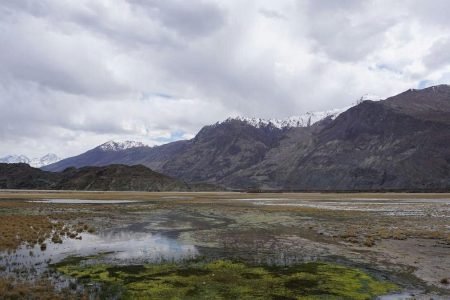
[1,0,450,158]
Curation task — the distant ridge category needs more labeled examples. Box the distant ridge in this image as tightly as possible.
[219,107,350,129]
[43,85,450,191]
[0,163,218,191]
[42,106,352,172]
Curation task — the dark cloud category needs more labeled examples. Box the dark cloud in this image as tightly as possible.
[424,37,450,70]
[127,0,226,38]
[258,8,287,20]
[303,0,365,14]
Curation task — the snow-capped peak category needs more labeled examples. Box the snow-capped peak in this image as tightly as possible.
[0,155,30,164]
[31,153,61,168]
[99,140,147,151]
[359,94,383,102]
[0,153,61,168]
[222,107,350,129]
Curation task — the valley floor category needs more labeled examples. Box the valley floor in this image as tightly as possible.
[0,191,449,299]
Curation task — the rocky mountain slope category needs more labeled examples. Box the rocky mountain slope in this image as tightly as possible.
[42,140,190,173]
[0,163,60,189]
[0,163,199,191]
[43,85,450,191]
[43,107,350,173]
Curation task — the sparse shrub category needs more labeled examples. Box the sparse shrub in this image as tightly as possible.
[363,237,375,247]
[392,232,407,240]
[51,234,63,244]
[345,237,359,244]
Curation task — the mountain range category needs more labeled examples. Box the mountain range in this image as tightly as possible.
[0,153,61,168]
[0,163,217,191]
[39,85,450,191]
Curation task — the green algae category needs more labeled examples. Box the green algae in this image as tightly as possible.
[55,259,398,299]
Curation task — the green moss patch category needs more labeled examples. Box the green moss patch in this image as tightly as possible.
[55,259,397,299]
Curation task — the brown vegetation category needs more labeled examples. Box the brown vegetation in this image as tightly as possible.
[0,215,54,251]
[0,200,96,250]
[0,278,87,300]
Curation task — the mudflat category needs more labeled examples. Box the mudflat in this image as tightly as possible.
[0,191,449,299]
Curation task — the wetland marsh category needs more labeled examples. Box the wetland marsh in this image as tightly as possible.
[0,191,449,299]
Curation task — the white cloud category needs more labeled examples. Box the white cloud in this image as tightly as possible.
[1,0,450,158]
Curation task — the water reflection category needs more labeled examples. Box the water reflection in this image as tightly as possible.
[377,291,423,300]
[28,199,138,204]
[242,198,450,217]
[0,231,198,277]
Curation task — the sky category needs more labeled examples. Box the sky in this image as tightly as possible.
[1,0,450,158]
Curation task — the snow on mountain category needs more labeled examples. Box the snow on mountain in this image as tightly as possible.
[0,155,31,164]
[222,107,350,129]
[98,140,148,151]
[359,94,383,102]
[30,153,61,168]
[0,153,61,168]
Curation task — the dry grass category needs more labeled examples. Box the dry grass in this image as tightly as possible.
[0,200,96,250]
[1,190,448,201]
[0,215,54,251]
[0,278,88,300]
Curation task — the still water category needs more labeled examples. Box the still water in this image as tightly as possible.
[0,230,198,277]
[28,199,139,204]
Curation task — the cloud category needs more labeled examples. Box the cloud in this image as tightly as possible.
[1,0,450,157]
[259,8,287,20]
[300,1,397,62]
[128,0,227,38]
[424,37,450,70]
